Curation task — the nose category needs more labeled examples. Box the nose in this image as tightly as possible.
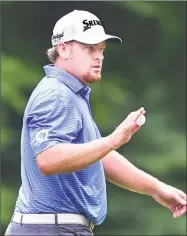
[94,51,104,61]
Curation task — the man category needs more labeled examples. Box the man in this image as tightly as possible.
[5,10,186,236]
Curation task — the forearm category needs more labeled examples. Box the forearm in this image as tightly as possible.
[36,136,114,176]
[102,151,160,196]
[36,107,146,176]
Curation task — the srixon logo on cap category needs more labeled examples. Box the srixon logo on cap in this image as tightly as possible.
[83,19,102,32]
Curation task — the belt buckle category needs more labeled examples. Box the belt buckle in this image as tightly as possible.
[89,221,94,231]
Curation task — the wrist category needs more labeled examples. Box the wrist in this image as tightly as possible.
[106,133,121,150]
[149,178,163,197]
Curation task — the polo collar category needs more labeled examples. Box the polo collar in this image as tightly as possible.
[43,64,88,94]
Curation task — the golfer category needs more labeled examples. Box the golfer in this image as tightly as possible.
[5,10,186,236]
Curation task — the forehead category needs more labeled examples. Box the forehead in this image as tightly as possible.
[91,41,106,47]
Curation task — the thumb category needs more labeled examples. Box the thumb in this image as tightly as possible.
[131,124,141,135]
[175,193,187,205]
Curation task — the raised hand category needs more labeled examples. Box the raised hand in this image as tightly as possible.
[109,107,146,149]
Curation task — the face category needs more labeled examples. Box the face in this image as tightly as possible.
[58,41,106,85]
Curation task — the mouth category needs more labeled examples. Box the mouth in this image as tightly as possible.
[92,65,102,69]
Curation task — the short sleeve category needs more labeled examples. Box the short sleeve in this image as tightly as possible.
[26,91,82,157]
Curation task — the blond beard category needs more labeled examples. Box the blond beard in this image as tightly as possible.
[82,71,101,84]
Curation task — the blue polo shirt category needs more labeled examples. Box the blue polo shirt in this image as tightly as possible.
[14,64,107,225]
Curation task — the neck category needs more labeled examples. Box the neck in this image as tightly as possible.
[54,62,88,86]
[54,60,66,71]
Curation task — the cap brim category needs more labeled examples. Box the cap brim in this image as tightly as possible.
[74,34,122,45]
[104,34,122,44]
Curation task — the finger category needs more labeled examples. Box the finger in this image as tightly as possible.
[179,191,187,201]
[172,204,187,218]
[138,107,145,114]
[176,207,180,218]
[128,107,146,122]
[172,210,178,218]
[176,204,182,210]
[173,188,186,201]
[173,210,177,218]
[124,122,136,131]
[172,204,182,211]
[172,207,180,218]
[131,124,141,134]
[178,205,187,217]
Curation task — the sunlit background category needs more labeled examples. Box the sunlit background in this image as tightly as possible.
[1,1,186,235]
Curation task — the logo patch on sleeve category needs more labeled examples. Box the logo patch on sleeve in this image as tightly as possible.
[35,130,49,143]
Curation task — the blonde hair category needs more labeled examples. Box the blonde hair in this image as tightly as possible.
[46,46,59,63]
[46,41,76,63]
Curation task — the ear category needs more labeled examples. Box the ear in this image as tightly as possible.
[57,43,69,59]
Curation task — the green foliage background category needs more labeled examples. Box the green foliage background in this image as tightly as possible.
[1,1,186,235]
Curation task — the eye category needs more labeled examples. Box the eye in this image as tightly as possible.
[87,45,95,52]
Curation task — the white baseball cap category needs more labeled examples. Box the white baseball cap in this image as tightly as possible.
[51,10,122,46]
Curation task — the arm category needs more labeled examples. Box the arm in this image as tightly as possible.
[37,137,113,176]
[102,150,159,195]
[36,107,145,176]
[102,150,187,218]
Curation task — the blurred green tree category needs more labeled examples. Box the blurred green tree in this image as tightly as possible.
[1,1,186,235]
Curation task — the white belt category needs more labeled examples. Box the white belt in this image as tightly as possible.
[12,211,94,230]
